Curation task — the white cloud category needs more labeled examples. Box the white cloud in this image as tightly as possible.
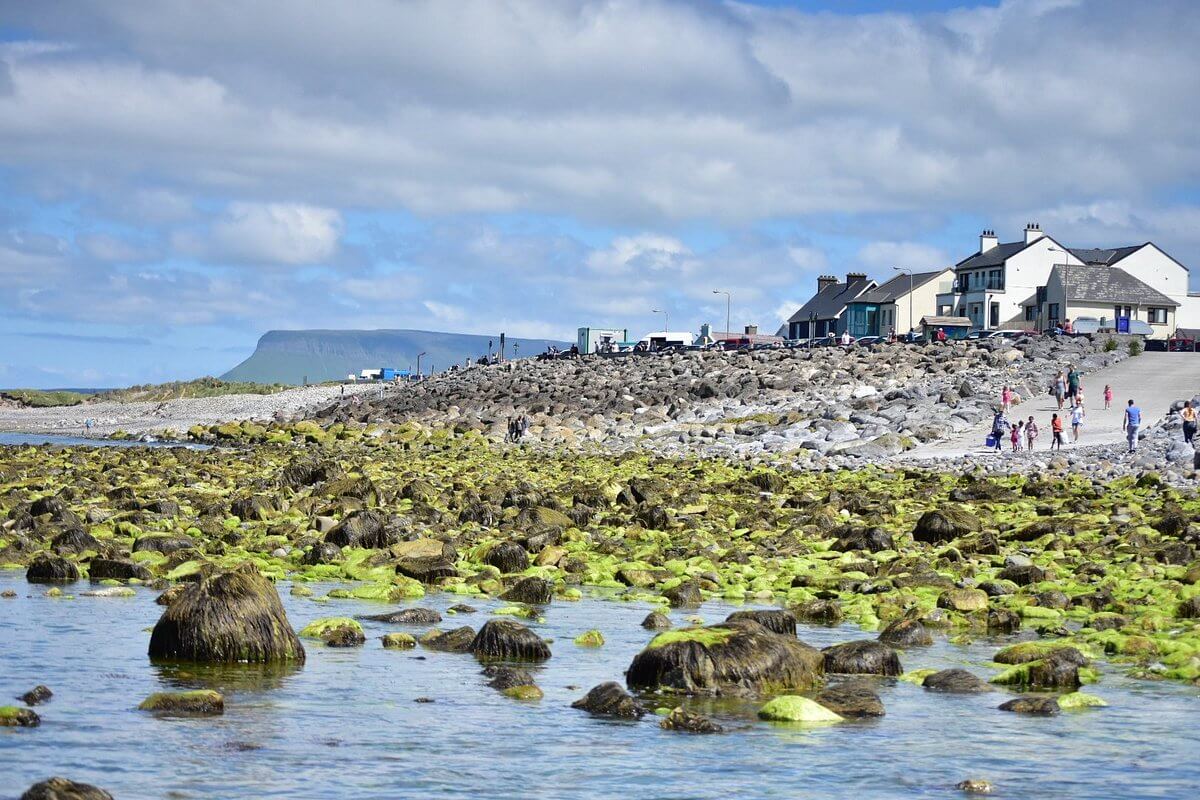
[857,241,951,271]
[175,202,342,265]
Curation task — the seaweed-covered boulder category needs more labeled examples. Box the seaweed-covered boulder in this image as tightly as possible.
[469,620,551,662]
[792,599,843,625]
[26,554,79,584]
[626,622,823,695]
[834,526,894,553]
[660,707,724,733]
[230,495,275,521]
[500,576,553,605]
[147,564,305,663]
[396,556,458,583]
[938,588,988,612]
[997,563,1047,586]
[19,685,52,706]
[816,681,885,717]
[359,607,443,625]
[993,643,1086,666]
[299,617,365,647]
[878,617,932,648]
[725,609,797,636]
[999,696,1060,715]
[483,541,529,573]
[20,777,114,800]
[420,626,476,653]
[757,695,842,723]
[155,584,188,606]
[30,495,70,519]
[133,535,196,555]
[663,581,703,608]
[571,682,645,719]
[324,510,396,549]
[641,611,672,630]
[88,558,151,582]
[986,608,1022,633]
[912,507,979,544]
[0,705,41,726]
[822,640,902,676]
[992,649,1082,690]
[50,529,102,555]
[484,665,537,691]
[138,690,224,715]
[301,541,342,565]
[280,459,345,490]
[923,669,990,693]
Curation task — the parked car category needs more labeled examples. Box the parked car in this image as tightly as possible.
[854,336,882,347]
[990,329,1032,340]
[1168,336,1196,352]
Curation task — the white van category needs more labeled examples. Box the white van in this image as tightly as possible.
[638,331,696,351]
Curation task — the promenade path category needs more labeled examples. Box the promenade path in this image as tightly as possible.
[905,352,1200,460]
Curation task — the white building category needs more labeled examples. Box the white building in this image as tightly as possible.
[941,224,1197,336]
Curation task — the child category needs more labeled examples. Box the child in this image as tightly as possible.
[1051,413,1064,450]
[1011,420,1022,451]
[1071,403,1084,442]
[1025,416,1038,450]
[1103,384,1113,410]
[1075,385,1084,411]
[1001,385,1011,413]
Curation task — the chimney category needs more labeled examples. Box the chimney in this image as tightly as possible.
[1024,222,1043,245]
[744,324,758,336]
[980,229,998,253]
[700,322,712,340]
[846,272,867,286]
[817,275,838,292]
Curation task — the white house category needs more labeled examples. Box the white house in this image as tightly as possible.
[942,224,1196,334]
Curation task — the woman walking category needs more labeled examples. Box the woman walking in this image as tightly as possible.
[1054,371,1067,410]
[1182,400,1197,444]
[1070,403,1085,443]
[990,409,1008,452]
[1025,416,1038,450]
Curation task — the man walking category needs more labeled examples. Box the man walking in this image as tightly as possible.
[1123,399,1142,453]
[1067,364,1080,405]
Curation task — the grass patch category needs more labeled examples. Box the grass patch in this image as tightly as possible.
[0,389,89,407]
[99,377,293,402]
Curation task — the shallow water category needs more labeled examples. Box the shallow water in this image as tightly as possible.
[1,574,1198,800]
[0,432,208,449]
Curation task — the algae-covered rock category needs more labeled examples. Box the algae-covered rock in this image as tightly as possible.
[998,696,1060,715]
[0,705,41,726]
[912,507,979,543]
[938,588,988,612]
[642,611,672,630]
[990,649,1082,690]
[359,607,442,625]
[299,617,366,647]
[816,681,885,717]
[381,632,417,649]
[502,684,544,700]
[500,576,553,605]
[87,558,151,582]
[1057,691,1107,710]
[626,622,823,694]
[138,690,224,715]
[822,640,902,676]
[420,626,476,652]
[878,617,932,648]
[483,541,529,573]
[484,665,536,690]
[792,599,844,625]
[571,682,645,719]
[20,777,113,800]
[660,706,724,733]
[725,609,797,636]
[923,669,990,693]
[26,554,79,584]
[19,685,52,706]
[756,695,842,723]
[324,510,396,549]
[574,629,605,647]
[469,619,551,661]
[663,581,703,608]
[148,563,305,663]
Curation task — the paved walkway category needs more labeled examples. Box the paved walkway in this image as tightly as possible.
[906,352,1200,459]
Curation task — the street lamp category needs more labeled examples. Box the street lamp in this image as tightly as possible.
[652,309,669,332]
[416,351,427,379]
[893,266,914,338]
[712,290,731,339]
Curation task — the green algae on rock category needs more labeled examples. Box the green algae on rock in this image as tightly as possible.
[0,705,41,727]
[757,695,842,724]
[138,690,224,715]
[574,629,605,647]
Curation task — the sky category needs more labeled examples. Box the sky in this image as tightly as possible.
[2,0,1199,387]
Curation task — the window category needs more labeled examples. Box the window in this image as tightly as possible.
[1148,307,1168,325]
[1049,303,1060,321]
[1025,306,1037,321]
[1114,305,1132,320]
[989,302,1000,327]
[987,269,1004,290]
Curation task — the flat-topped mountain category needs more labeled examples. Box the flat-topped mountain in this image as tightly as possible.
[222,329,570,385]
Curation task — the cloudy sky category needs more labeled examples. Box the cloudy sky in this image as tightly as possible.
[2,0,1199,387]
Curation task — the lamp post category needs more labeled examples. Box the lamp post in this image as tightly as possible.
[712,290,731,339]
[416,351,426,380]
[652,309,668,332]
[893,266,913,338]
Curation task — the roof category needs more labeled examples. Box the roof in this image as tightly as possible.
[921,315,972,327]
[955,240,1033,270]
[1068,245,1142,266]
[787,277,875,323]
[851,269,948,304]
[1053,264,1179,307]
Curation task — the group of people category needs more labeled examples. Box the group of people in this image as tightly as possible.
[991,364,1144,454]
[506,414,530,443]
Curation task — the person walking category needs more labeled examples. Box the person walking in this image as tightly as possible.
[1070,403,1084,443]
[1067,364,1080,404]
[1182,400,1197,444]
[1075,385,1085,412]
[1123,399,1142,453]
[1000,385,1011,414]
[1054,371,1067,410]
[1025,416,1038,450]
[990,409,1008,452]
[1011,420,1022,452]
[1103,384,1113,410]
[1050,413,1064,450]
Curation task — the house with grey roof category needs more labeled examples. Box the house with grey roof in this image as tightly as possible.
[1038,263,1180,336]
[785,273,875,339]
[843,267,954,338]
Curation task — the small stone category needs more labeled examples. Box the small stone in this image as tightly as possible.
[138,690,224,716]
[641,611,672,630]
[19,686,52,706]
[757,695,842,723]
[381,633,417,649]
[956,779,993,795]
[573,629,605,647]
[998,696,1060,715]
[659,706,723,733]
[20,777,113,800]
[502,684,544,701]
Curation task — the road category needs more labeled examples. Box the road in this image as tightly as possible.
[906,352,1200,459]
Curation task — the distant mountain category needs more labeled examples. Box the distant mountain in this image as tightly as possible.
[222,329,572,385]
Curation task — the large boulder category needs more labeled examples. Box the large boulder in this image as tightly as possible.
[469,619,552,662]
[822,640,902,676]
[147,564,305,663]
[324,510,397,549]
[419,626,476,653]
[815,681,885,717]
[626,621,823,695]
[725,609,797,636]
[500,576,553,605]
[922,669,990,693]
[20,777,114,800]
[50,529,103,555]
[26,554,79,584]
[878,617,932,648]
[570,682,645,719]
[912,507,980,544]
[483,541,529,573]
[88,558,152,582]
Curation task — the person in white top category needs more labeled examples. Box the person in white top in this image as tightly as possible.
[1070,404,1085,442]
[840,330,851,346]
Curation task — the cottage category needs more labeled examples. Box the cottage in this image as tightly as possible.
[844,268,954,338]
[786,273,875,339]
[1041,263,1179,337]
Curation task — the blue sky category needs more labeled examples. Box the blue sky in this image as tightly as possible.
[2,0,1199,387]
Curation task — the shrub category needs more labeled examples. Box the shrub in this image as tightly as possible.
[1104,338,1118,352]
[1128,338,1144,356]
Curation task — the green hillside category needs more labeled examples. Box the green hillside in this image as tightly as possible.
[221,329,570,385]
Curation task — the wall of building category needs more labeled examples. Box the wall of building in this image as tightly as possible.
[1116,245,1189,299]
[894,270,953,333]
